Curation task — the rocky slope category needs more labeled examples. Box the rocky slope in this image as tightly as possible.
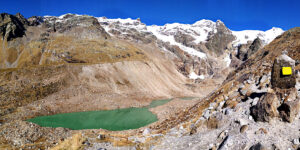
[147,27,300,150]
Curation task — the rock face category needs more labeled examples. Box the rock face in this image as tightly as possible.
[271,53,296,89]
[0,13,26,41]
[15,13,29,26]
[174,32,196,47]
[250,93,279,122]
[27,16,43,26]
[237,38,263,61]
[205,20,235,56]
[43,14,110,39]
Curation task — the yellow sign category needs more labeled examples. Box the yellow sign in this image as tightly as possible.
[282,67,292,75]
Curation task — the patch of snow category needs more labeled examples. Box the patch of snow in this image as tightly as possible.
[147,25,207,58]
[232,27,284,46]
[189,71,205,80]
[58,13,81,19]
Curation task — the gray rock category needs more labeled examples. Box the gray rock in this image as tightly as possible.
[218,130,228,140]
[97,134,105,140]
[293,138,300,145]
[260,75,268,84]
[250,93,279,122]
[252,97,259,106]
[225,108,232,115]
[271,53,296,89]
[217,101,225,111]
[240,89,248,96]
[278,99,300,122]
[143,128,151,135]
[217,135,229,150]
[203,110,210,119]
[224,96,229,101]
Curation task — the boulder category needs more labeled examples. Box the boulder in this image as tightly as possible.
[277,99,300,122]
[206,112,223,129]
[271,53,296,89]
[240,125,248,133]
[250,93,279,122]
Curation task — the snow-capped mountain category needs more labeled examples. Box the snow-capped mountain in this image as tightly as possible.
[232,27,284,46]
[42,14,284,80]
[97,16,283,58]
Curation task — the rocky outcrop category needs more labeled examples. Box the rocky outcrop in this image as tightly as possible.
[278,99,300,122]
[15,13,29,26]
[250,93,279,122]
[271,53,296,89]
[237,37,263,61]
[0,13,26,41]
[174,32,195,47]
[43,14,110,39]
[205,20,235,56]
[27,16,43,26]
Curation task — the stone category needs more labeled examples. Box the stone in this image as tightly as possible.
[255,128,268,134]
[236,118,248,126]
[143,128,151,135]
[278,99,300,122]
[252,97,259,106]
[228,91,240,99]
[249,143,266,150]
[260,74,268,85]
[225,108,233,115]
[224,96,229,101]
[217,101,225,111]
[293,138,300,145]
[203,110,210,119]
[189,124,197,135]
[224,100,239,109]
[240,125,248,133]
[240,89,248,96]
[271,53,296,89]
[218,130,228,140]
[217,135,229,150]
[206,116,220,129]
[209,145,217,150]
[97,134,105,140]
[250,93,279,122]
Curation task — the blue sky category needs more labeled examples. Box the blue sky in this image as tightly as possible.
[1,0,299,31]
